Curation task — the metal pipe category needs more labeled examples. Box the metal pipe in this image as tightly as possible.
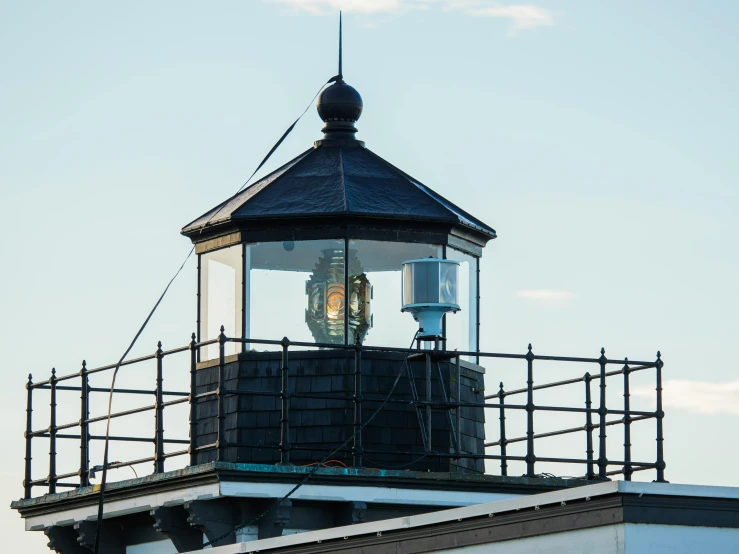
[189,333,197,466]
[498,382,507,476]
[24,374,33,499]
[279,337,291,465]
[584,372,594,480]
[154,342,165,473]
[655,351,666,482]
[525,344,535,477]
[405,358,428,450]
[435,360,457,461]
[623,358,632,481]
[79,361,89,487]
[217,326,226,462]
[352,335,363,467]
[48,368,57,494]
[485,415,655,448]
[598,348,608,479]
[455,355,462,459]
[425,353,432,453]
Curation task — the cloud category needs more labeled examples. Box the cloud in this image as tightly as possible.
[267,0,556,34]
[268,0,404,15]
[632,380,739,416]
[516,289,576,302]
[460,4,554,34]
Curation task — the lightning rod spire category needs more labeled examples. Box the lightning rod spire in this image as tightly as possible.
[338,11,343,80]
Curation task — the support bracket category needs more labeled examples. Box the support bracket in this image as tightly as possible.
[152,505,204,552]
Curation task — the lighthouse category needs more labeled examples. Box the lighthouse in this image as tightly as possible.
[10,25,715,554]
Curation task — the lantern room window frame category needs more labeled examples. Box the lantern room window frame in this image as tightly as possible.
[196,232,481,361]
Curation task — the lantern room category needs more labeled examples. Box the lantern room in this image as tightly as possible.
[182,77,496,359]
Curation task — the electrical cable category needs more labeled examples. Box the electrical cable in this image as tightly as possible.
[91,76,337,554]
[201,330,420,548]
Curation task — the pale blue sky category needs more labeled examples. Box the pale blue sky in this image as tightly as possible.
[1,1,738,550]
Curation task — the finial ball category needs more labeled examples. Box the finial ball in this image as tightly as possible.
[317,80,363,123]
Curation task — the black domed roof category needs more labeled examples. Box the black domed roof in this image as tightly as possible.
[317,80,363,122]
[182,141,496,245]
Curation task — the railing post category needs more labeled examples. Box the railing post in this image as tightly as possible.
[24,373,33,499]
[597,348,608,479]
[525,344,535,477]
[154,341,165,473]
[584,372,595,480]
[48,368,57,494]
[425,352,432,453]
[498,382,507,476]
[352,335,363,467]
[189,333,197,467]
[623,358,632,481]
[217,326,226,463]
[655,351,666,482]
[79,361,89,487]
[455,355,462,459]
[279,337,292,466]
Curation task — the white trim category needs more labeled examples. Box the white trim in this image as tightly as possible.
[23,480,518,532]
[616,481,739,499]
[219,481,517,506]
[25,483,221,531]
[205,481,739,554]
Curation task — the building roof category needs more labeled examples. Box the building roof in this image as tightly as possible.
[206,480,739,554]
[181,142,497,241]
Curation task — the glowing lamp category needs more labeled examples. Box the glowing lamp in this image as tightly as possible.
[401,258,460,340]
[306,249,371,344]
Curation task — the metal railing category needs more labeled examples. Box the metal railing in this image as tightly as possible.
[21,329,666,499]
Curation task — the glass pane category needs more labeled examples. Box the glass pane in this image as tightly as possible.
[350,240,442,348]
[439,262,459,306]
[414,262,439,304]
[246,239,345,349]
[445,248,478,357]
[200,244,243,359]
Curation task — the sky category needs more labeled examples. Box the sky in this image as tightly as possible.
[1,0,738,551]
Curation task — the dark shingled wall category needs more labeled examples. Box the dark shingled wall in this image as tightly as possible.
[194,350,485,473]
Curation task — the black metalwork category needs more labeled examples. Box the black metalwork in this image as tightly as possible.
[584,372,595,480]
[79,360,90,488]
[352,335,363,467]
[525,344,535,477]
[19,334,667,499]
[24,373,33,499]
[189,333,197,467]
[435,359,458,459]
[498,382,507,476]
[48,368,57,494]
[455,356,462,459]
[623,358,632,481]
[655,351,666,482]
[154,342,165,473]
[279,337,292,466]
[217,327,226,463]
[425,353,432,452]
[598,348,608,479]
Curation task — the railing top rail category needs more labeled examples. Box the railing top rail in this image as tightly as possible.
[225,337,658,366]
[28,334,659,390]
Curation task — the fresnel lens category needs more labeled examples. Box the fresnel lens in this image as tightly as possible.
[306,249,371,344]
